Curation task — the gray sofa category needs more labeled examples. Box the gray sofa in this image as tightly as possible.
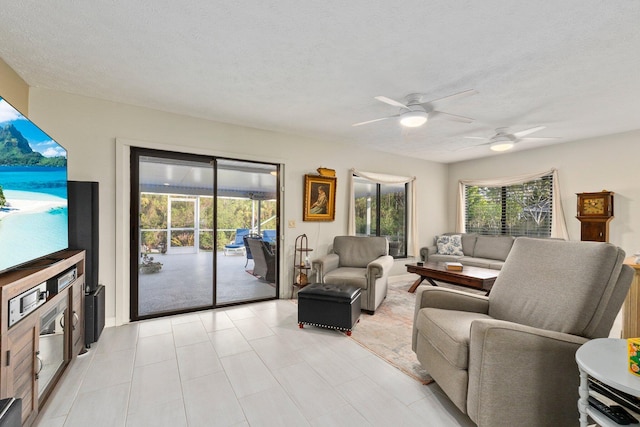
[312,236,394,314]
[420,233,515,270]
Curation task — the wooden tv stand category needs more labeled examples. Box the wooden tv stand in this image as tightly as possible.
[0,250,85,426]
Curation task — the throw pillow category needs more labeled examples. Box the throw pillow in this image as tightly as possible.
[436,234,464,256]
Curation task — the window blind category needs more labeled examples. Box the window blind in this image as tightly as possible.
[464,174,552,237]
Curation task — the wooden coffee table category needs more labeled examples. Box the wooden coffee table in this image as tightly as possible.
[406,262,499,294]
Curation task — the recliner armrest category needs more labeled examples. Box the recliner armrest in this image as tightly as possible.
[412,288,490,351]
[367,255,394,279]
[467,319,589,426]
[415,287,490,314]
[470,318,589,348]
[311,253,339,281]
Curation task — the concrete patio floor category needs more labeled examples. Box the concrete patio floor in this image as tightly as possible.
[137,250,277,317]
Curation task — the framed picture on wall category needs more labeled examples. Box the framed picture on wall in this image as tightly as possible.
[303,174,336,221]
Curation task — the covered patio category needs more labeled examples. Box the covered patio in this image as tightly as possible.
[138,250,276,317]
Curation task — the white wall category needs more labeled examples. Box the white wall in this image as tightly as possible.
[0,58,28,114]
[28,88,449,325]
[447,133,640,255]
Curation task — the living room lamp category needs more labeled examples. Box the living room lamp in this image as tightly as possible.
[400,110,428,127]
[489,136,515,152]
[490,142,514,151]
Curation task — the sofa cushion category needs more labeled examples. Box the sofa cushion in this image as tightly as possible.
[416,307,492,369]
[488,260,506,270]
[430,254,464,263]
[436,235,464,256]
[458,257,494,269]
[460,233,478,256]
[473,235,515,261]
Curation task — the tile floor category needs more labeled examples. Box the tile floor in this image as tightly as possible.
[35,299,475,427]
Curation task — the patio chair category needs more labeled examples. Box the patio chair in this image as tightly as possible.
[224,228,250,256]
[247,238,276,282]
[243,233,262,267]
[262,229,277,245]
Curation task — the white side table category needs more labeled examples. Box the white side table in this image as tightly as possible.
[576,338,640,426]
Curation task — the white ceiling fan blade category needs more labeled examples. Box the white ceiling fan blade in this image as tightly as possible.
[431,110,474,123]
[352,115,397,127]
[464,136,488,140]
[426,89,478,105]
[374,96,409,109]
[519,137,560,141]
[513,126,546,138]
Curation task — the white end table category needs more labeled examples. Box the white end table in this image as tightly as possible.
[576,338,640,426]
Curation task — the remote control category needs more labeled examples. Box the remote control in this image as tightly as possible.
[589,395,633,425]
[609,406,640,425]
[590,379,640,416]
[591,378,640,408]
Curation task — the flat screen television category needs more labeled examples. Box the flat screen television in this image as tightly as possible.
[0,96,68,274]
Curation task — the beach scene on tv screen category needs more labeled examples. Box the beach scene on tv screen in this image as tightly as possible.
[0,97,68,272]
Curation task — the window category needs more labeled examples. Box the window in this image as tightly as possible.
[353,176,407,257]
[464,174,553,237]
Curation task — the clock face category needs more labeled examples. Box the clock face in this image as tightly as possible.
[582,198,605,215]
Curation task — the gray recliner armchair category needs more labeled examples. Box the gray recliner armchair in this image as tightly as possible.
[312,236,394,314]
[412,237,634,427]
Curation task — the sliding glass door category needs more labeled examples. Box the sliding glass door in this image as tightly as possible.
[215,159,278,305]
[130,149,279,321]
[131,150,215,319]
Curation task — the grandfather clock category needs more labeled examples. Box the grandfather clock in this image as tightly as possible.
[576,191,614,242]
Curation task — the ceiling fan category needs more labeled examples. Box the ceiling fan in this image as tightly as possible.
[353,89,477,128]
[464,126,560,152]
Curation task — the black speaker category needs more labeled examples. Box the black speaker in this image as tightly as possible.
[68,181,99,293]
[85,285,105,347]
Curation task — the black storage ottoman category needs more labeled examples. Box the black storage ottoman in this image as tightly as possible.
[298,283,361,335]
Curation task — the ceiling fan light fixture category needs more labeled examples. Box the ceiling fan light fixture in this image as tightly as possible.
[490,141,515,152]
[399,111,428,127]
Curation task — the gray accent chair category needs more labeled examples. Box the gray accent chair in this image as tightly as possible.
[412,237,634,426]
[312,236,394,314]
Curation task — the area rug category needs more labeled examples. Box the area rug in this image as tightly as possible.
[348,279,485,384]
[349,280,432,384]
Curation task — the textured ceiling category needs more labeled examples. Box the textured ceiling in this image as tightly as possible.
[1,1,639,163]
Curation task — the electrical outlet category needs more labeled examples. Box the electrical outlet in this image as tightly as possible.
[288,220,296,228]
